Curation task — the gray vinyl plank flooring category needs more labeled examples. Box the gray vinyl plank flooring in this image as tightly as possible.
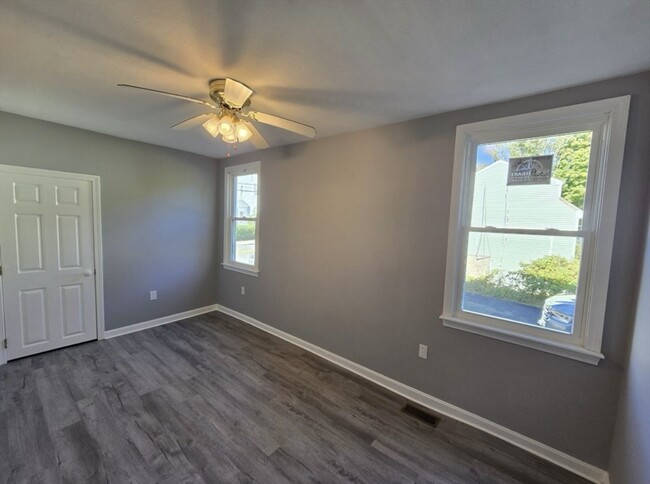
[0,311,590,484]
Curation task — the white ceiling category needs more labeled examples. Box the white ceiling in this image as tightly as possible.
[1,0,649,159]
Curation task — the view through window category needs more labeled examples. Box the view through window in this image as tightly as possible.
[233,172,258,266]
[462,131,592,334]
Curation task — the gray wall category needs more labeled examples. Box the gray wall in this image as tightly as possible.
[217,71,650,469]
[0,112,219,330]
[608,199,650,484]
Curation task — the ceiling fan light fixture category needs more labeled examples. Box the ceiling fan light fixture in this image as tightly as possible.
[236,121,253,142]
[202,116,220,137]
[118,78,315,150]
[217,114,236,136]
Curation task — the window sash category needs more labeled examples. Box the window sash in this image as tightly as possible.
[467,227,585,237]
[456,228,589,346]
[454,120,603,343]
[456,125,603,346]
[229,220,257,266]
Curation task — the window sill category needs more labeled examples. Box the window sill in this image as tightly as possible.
[440,314,604,365]
[222,263,259,277]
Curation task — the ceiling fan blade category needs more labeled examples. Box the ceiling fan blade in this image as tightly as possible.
[223,78,253,108]
[171,113,214,130]
[117,84,218,109]
[246,122,270,149]
[247,111,316,138]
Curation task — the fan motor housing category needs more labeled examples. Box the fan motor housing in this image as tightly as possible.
[209,78,251,109]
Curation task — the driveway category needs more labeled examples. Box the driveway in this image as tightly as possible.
[462,292,542,326]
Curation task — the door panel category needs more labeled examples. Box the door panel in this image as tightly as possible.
[57,215,81,268]
[20,288,48,345]
[55,185,79,206]
[13,182,41,203]
[16,214,45,271]
[1,169,98,360]
[60,284,84,337]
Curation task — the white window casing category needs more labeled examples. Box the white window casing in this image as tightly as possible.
[223,161,261,276]
[441,96,630,364]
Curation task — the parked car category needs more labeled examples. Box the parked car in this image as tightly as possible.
[538,294,576,334]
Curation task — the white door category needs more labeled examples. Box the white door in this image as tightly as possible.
[0,168,98,360]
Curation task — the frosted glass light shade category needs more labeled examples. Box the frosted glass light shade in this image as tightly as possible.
[236,121,253,142]
[202,117,220,137]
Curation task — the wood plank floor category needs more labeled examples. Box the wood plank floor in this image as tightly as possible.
[0,311,590,484]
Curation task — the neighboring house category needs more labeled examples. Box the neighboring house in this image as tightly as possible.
[468,161,583,275]
[237,198,251,217]
[236,177,258,217]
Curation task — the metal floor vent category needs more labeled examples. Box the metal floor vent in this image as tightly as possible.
[401,403,441,428]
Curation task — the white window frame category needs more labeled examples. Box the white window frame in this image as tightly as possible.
[223,161,260,276]
[441,96,630,365]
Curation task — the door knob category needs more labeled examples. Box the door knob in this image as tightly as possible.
[83,270,93,277]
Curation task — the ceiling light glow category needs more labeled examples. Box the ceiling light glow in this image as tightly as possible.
[218,114,235,135]
[222,131,238,143]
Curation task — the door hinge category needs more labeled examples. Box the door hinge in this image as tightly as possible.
[0,265,2,276]
[2,339,6,349]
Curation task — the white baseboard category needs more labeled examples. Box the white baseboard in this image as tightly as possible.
[216,304,609,484]
[102,304,219,339]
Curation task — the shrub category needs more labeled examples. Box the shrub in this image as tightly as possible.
[235,222,256,241]
[465,255,579,307]
[517,255,579,299]
[465,271,540,306]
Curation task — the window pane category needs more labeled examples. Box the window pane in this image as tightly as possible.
[234,220,256,265]
[472,131,592,230]
[463,232,582,334]
[235,173,258,218]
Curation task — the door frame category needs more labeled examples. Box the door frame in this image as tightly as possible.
[0,164,105,365]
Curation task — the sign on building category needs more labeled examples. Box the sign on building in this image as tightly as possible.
[507,155,553,186]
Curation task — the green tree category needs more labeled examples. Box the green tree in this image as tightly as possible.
[552,132,592,209]
[484,138,555,163]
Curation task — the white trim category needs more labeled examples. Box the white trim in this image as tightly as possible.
[92,176,106,340]
[103,304,219,339]
[0,164,105,360]
[222,263,260,277]
[216,303,609,484]
[441,96,630,363]
[223,161,261,274]
[441,316,603,365]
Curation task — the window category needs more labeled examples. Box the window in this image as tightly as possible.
[441,97,630,364]
[223,161,260,276]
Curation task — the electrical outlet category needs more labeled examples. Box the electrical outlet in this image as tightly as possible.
[240,286,246,296]
[418,344,428,359]
[150,290,157,301]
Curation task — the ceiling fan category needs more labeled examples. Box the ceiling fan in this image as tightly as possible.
[117,78,316,149]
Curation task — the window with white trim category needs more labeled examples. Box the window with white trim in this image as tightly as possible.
[441,97,630,364]
[223,161,260,276]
